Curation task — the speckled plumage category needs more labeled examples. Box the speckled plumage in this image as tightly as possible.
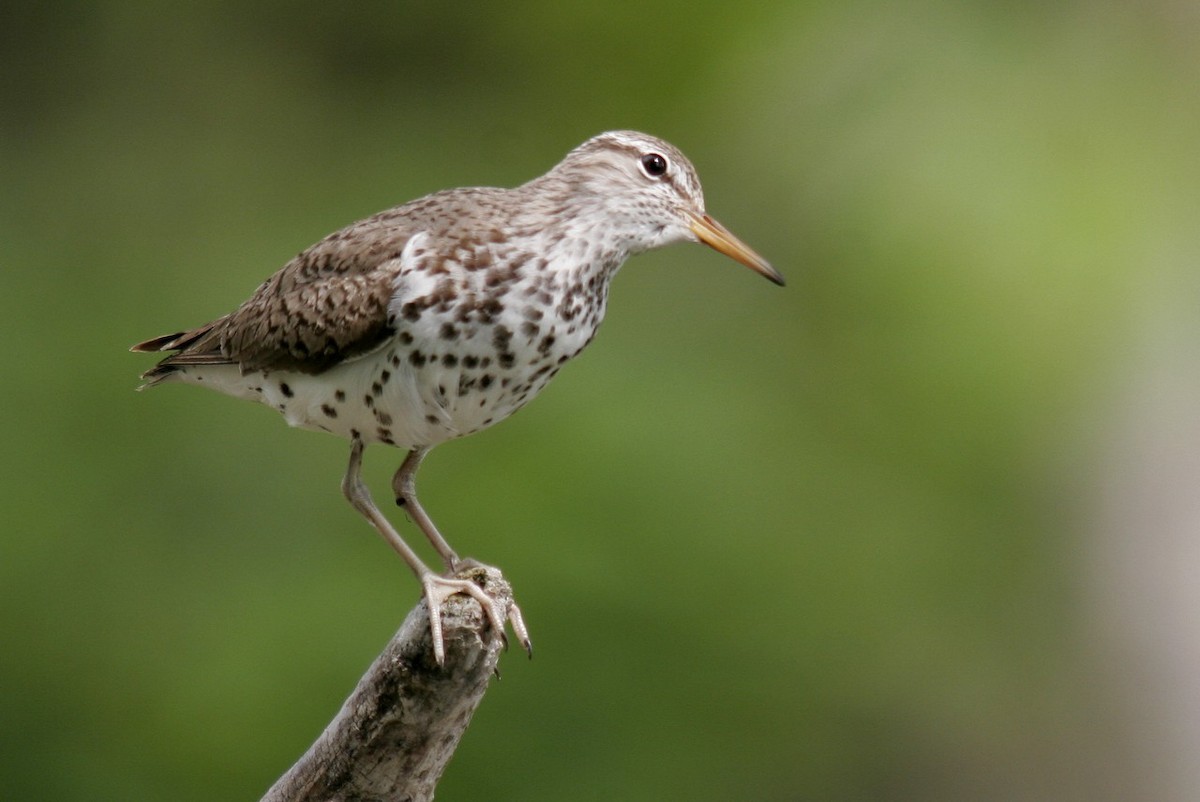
[132,130,782,663]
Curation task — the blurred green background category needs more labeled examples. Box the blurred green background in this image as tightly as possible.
[4,1,1199,799]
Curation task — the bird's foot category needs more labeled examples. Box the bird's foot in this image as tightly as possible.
[453,559,533,660]
[421,565,532,665]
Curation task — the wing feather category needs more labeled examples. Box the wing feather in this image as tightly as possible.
[134,209,419,379]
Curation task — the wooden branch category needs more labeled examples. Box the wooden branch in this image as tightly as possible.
[260,565,515,802]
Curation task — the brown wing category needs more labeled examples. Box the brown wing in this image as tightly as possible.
[133,209,419,379]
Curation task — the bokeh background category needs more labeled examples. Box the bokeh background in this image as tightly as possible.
[4,1,1199,799]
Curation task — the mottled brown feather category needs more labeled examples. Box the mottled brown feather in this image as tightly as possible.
[134,208,429,379]
[131,186,543,382]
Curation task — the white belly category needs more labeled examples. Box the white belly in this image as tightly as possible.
[171,306,591,449]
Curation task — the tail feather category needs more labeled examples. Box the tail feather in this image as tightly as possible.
[131,321,233,387]
[130,323,216,354]
[130,331,188,353]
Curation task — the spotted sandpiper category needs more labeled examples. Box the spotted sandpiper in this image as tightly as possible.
[132,130,783,664]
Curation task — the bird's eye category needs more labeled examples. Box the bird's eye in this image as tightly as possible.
[640,152,668,178]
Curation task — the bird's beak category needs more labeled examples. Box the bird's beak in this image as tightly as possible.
[688,212,785,287]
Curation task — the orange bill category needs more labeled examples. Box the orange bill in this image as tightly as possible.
[688,212,785,286]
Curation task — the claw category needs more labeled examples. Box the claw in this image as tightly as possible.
[507,599,533,659]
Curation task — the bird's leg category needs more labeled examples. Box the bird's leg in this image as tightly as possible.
[342,438,508,665]
[392,447,461,570]
[392,447,532,658]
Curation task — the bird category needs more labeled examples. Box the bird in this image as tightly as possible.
[132,130,784,664]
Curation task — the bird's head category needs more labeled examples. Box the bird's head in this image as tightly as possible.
[550,130,784,286]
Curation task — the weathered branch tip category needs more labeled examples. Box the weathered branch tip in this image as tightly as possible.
[261,565,518,802]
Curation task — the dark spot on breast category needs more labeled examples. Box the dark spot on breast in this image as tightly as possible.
[280,383,294,398]
[463,355,479,369]
[539,334,556,354]
[442,354,458,367]
[431,284,456,312]
[425,414,439,424]
[492,324,512,351]
[498,352,515,369]
[522,306,544,321]
[376,411,393,426]
[321,404,337,418]
[479,374,494,389]
[398,332,413,345]
[463,249,493,272]
[335,390,346,403]
[409,350,427,367]
[479,298,504,323]
[440,322,459,340]
[521,321,540,338]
